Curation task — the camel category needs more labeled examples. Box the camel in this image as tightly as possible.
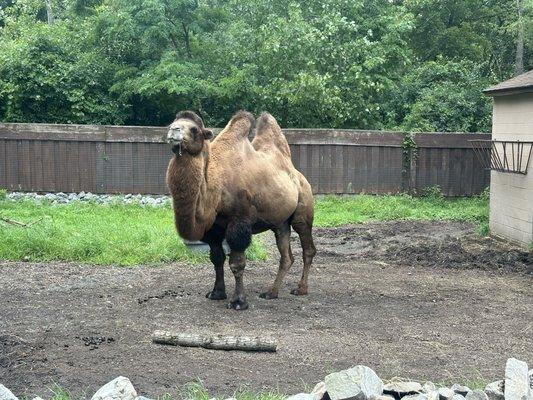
[165,110,316,310]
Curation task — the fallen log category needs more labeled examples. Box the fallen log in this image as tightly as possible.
[152,331,277,352]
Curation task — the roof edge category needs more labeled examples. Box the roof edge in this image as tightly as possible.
[483,85,533,97]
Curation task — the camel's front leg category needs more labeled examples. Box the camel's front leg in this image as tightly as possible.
[206,242,227,300]
[228,251,248,310]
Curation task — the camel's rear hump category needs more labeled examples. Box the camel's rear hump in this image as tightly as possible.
[252,112,291,158]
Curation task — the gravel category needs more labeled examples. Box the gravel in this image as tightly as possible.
[5,191,172,207]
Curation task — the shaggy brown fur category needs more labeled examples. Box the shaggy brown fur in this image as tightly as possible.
[166,110,316,310]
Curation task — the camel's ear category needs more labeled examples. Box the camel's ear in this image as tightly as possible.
[203,129,214,140]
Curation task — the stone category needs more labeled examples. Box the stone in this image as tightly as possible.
[465,390,488,400]
[0,385,18,400]
[504,358,530,400]
[438,388,455,400]
[383,381,423,396]
[91,377,137,400]
[372,396,395,400]
[325,365,383,400]
[135,397,153,400]
[451,385,471,396]
[451,395,465,400]
[484,381,504,400]
[426,392,439,400]
[311,382,327,400]
[287,394,315,400]
[32,397,45,400]
[530,370,533,390]
[402,395,429,400]
[423,383,437,394]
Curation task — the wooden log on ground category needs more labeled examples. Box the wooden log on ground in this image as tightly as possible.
[152,331,277,352]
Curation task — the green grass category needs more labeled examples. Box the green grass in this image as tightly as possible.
[314,191,488,230]
[177,381,285,400]
[0,190,488,266]
[0,200,266,266]
[43,381,285,400]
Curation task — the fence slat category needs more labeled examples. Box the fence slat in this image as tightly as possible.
[0,140,6,188]
[41,141,56,192]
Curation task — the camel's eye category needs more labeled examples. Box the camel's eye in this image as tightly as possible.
[190,126,198,135]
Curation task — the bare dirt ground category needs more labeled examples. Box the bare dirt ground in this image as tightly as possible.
[1,221,532,399]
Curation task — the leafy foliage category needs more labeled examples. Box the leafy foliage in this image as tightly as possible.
[0,0,531,130]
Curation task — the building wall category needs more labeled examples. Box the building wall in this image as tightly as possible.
[490,93,533,248]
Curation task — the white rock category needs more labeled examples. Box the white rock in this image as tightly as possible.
[484,381,504,400]
[135,397,153,400]
[286,394,315,400]
[31,397,44,400]
[372,396,395,400]
[0,385,18,400]
[504,358,530,400]
[384,381,423,395]
[451,395,465,400]
[439,387,455,400]
[325,365,383,400]
[423,382,437,393]
[426,391,439,400]
[310,382,327,400]
[465,390,489,400]
[451,385,471,396]
[402,395,429,400]
[91,377,137,400]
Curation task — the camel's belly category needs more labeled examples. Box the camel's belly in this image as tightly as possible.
[252,177,299,226]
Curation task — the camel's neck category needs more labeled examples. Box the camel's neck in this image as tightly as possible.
[166,144,217,241]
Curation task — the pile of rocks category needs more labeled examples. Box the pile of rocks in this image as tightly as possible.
[287,358,532,400]
[0,358,530,400]
[5,191,171,207]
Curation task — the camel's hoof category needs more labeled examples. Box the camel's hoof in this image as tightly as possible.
[290,287,308,296]
[206,290,227,300]
[259,291,278,300]
[227,299,249,310]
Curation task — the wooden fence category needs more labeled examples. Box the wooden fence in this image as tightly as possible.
[0,123,491,196]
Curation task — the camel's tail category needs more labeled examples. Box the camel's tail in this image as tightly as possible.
[253,112,291,157]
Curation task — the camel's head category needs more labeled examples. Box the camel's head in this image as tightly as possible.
[167,111,214,156]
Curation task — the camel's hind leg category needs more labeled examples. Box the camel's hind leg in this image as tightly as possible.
[291,203,316,296]
[260,221,294,300]
[228,251,248,310]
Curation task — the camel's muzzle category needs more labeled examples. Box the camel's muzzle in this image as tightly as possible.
[167,129,184,145]
[167,129,184,156]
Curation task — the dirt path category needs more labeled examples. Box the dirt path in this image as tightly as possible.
[1,221,531,399]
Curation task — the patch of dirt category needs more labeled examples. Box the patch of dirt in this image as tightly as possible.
[314,221,531,274]
[0,221,531,399]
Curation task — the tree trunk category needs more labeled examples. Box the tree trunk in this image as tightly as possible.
[152,331,277,352]
[182,23,192,58]
[45,0,54,24]
[515,0,524,76]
